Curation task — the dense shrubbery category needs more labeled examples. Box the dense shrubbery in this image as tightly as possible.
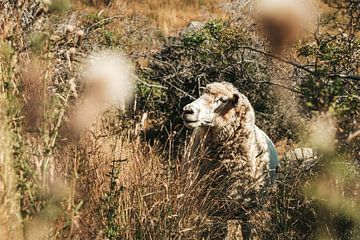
[297,32,359,157]
[137,2,360,237]
[0,0,359,239]
[140,20,303,148]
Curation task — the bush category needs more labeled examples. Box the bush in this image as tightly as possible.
[140,20,303,149]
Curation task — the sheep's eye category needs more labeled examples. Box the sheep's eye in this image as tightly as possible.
[202,88,209,94]
[217,96,228,103]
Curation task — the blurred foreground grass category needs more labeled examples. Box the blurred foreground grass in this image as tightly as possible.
[0,0,359,239]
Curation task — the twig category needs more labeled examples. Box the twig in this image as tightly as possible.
[328,74,360,81]
[162,80,196,100]
[136,74,196,99]
[135,76,168,90]
[348,129,360,142]
[243,46,360,81]
[256,81,302,94]
[242,46,317,76]
[85,15,123,37]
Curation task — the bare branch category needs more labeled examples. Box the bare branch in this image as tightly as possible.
[135,76,168,90]
[243,46,360,81]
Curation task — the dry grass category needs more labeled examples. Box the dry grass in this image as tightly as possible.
[55,118,222,239]
[20,55,48,131]
[117,0,228,34]
[0,0,359,239]
[0,102,23,240]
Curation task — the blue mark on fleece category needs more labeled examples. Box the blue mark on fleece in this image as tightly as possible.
[264,134,279,171]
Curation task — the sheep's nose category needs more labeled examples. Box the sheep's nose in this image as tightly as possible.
[183,105,196,115]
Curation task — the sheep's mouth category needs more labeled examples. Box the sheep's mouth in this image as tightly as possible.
[183,119,213,129]
[182,113,213,128]
[183,119,200,129]
[202,120,212,125]
[183,120,198,123]
[182,113,198,123]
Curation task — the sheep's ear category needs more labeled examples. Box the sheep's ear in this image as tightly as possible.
[231,93,240,106]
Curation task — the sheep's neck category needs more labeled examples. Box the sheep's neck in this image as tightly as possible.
[190,121,253,170]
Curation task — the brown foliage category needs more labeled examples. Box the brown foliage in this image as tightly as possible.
[20,56,48,131]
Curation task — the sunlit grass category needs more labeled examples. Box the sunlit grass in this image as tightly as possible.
[0,0,359,239]
[118,0,227,34]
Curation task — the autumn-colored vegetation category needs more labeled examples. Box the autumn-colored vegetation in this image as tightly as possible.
[0,0,359,239]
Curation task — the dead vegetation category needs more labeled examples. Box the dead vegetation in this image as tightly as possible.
[117,0,228,35]
[0,0,359,239]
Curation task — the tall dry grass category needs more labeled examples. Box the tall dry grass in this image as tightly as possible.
[0,0,359,239]
[0,96,23,240]
[117,0,227,34]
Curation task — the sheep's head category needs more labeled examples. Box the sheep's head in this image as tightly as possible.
[182,82,247,129]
